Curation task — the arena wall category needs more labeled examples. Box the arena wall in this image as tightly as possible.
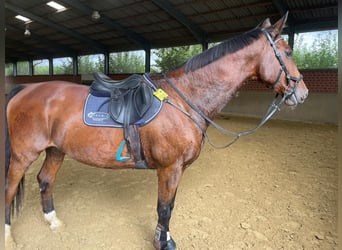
[222,69,338,124]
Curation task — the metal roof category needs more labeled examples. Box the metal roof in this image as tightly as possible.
[5,0,338,63]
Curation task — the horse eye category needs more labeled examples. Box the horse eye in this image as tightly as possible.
[285,50,293,58]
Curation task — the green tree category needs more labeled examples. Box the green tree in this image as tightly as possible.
[78,55,104,74]
[109,51,144,73]
[54,57,73,75]
[5,63,14,76]
[33,60,49,75]
[153,45,202,72]
[17,61,30,75]
[293,31,337,69]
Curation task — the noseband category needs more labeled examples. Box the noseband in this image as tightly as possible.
[262,29,303,105]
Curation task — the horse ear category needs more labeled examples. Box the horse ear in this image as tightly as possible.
[257,18,271,29]
[270,11,289,37]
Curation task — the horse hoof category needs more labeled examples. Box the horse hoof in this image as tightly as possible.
[49,218,64,232]
[5,225,17,250]
[153,238,176,250]
[5,238,16,250]
[44,210,64,232]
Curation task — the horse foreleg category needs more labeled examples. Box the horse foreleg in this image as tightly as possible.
[37,147,65,231]
[153,165,183,250]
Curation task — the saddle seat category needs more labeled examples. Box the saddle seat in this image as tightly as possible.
[90,72,154,125]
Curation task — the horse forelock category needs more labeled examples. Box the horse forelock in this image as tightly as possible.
[184,28,263,73]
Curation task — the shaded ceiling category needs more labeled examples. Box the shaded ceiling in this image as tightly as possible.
[5,0,338,63]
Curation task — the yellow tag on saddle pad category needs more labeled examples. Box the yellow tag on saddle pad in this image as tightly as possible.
[153,88,168,101]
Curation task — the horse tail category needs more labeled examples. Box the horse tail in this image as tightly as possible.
[5,85,26,215]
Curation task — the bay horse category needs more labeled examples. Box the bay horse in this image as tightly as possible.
[5,13,308,249]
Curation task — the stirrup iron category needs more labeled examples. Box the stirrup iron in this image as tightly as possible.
[116,140,131,162]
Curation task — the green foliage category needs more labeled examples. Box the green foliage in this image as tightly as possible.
[293,31,337,69]
[54,58,73,75]
[17,61,30,75]
[78,55,104,74]
[110,51,145,73]
[5,63,14,76]
[33,65,49,75]
[152,45,202,72]
[33,60,49,75]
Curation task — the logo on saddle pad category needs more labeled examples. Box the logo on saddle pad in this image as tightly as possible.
[87,112,110,122]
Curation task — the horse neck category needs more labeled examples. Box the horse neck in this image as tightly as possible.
[167,40,263,120]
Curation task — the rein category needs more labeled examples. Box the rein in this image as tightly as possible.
[163,75,287,148]
[162,29,303,149]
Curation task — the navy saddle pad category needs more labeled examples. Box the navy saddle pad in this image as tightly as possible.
[83,94,162,128]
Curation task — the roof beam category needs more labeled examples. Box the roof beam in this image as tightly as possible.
[294,19,338,32]
[152,0,207,44]
[5,44,52,60]
[5,2,108,53]
[272,1,337,32]
[6,24,77,56]
[272,0,294,26]
[61,0,151,50]
[272,0,288,15]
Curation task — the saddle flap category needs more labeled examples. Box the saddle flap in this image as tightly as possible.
[133,83,153,117]
[109,85,153,125]
[89,73,155,126]
[109,89,124,120]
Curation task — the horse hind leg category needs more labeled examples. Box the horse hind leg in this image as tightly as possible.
[5,154,39,248]
[37,147,65,231]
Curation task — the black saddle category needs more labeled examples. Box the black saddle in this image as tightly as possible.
[90,72,154,126]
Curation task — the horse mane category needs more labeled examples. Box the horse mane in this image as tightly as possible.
[184,28,263,73]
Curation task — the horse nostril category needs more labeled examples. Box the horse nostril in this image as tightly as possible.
[300,91,308,103]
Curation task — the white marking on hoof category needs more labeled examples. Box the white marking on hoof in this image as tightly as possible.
[5,224,16,250]
[44,210,63,231]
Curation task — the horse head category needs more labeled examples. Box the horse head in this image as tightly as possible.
[257,12,308,106]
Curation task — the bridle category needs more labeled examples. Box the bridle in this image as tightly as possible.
[159,29,304,148]
[262,29,303,106]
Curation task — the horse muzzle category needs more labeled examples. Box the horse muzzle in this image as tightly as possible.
[284,86,309,106]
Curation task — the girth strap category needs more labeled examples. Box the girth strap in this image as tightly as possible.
[126,125,148,169]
